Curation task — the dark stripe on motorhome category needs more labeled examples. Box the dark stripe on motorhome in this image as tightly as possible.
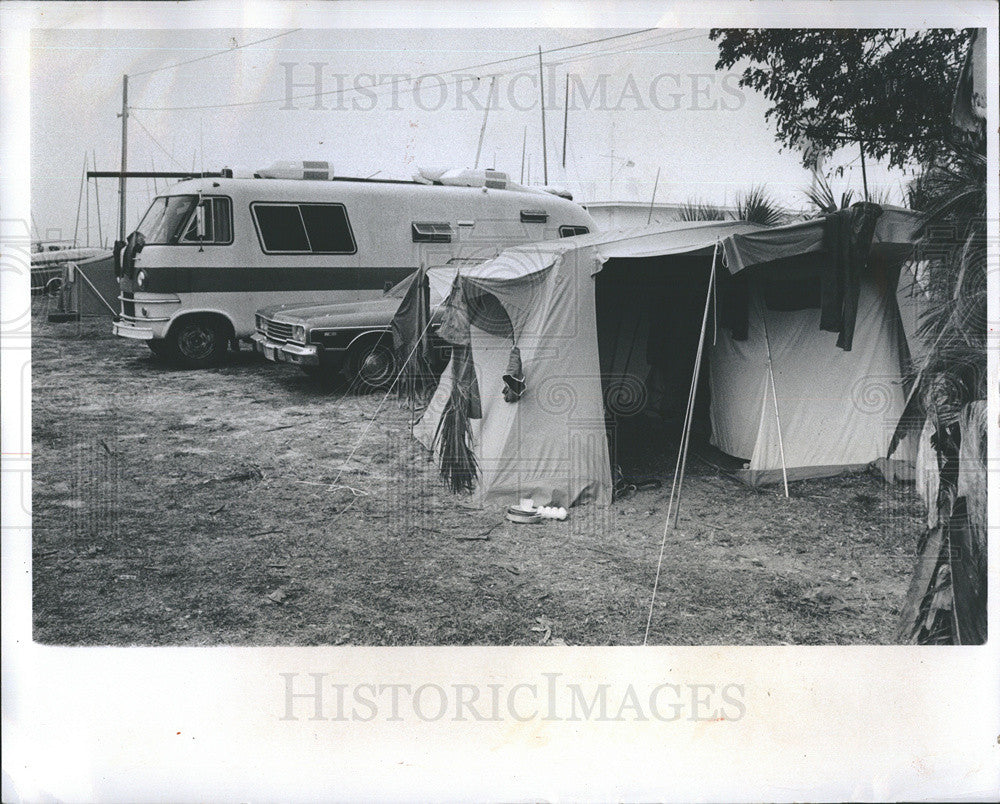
[139,265,416,293]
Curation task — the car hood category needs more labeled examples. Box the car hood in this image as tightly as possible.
[261,297,406,330]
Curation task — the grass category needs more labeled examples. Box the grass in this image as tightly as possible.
[31,300,924,645]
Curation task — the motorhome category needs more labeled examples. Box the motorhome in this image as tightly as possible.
[112,163,596,367]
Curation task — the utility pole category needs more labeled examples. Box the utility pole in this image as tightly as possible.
[561,73,569,169]
[73,153,86,248]
[858,138,869,201]
[538,47,548,185]
[474,76,496,170]
[117,74,129,242]
[647,167,661,225]
[93,149,103,247]
[519,127,527,184]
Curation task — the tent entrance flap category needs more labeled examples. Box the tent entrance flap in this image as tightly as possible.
[595,255,717,481]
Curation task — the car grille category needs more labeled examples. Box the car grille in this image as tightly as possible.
[121,290,135,318]
[264,319,294,342]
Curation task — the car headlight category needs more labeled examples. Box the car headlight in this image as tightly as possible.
[135,269,147,289]
[293,324,306,343]
[255,314,264,331]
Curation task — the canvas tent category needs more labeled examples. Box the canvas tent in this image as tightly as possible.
[399,209,921,508]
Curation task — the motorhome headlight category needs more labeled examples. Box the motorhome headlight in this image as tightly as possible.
[255,314,264,331]
[293,324,307,343]
[135,269,147,289]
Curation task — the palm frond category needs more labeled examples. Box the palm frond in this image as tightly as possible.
[802,171,854,215]
[678,200,728,221]
[734,185,783,225]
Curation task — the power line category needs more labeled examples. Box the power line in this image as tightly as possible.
[129,28,303,78]
[130,28,661,112]
[550,31,708,66]
[129,111,186,169]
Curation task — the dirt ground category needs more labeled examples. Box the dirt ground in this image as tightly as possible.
[31,298,925,646]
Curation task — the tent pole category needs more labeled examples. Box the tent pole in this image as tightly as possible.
[645,243,718,644]
[760,310,790,497]
[670,249,717,529]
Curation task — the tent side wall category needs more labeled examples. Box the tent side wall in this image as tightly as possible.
[709,274,907,485]
[413,248,613,508]
[475,249,612,507]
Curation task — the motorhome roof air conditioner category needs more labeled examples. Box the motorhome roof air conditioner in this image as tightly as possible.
[255,160,332,180]
[413,167,509,190]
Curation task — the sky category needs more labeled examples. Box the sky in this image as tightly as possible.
[29,26,910,246]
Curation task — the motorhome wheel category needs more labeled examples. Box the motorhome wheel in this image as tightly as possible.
[166,316,229,368]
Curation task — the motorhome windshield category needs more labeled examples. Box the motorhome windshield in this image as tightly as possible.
[135,195,198,244]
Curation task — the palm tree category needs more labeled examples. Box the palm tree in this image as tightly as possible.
[678,200,728,221]
[894,142,987,644]
[803,171,855,214]
[734,185,784,225]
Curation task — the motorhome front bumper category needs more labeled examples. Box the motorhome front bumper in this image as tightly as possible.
[113,319,154,340]
[252,332,320,366]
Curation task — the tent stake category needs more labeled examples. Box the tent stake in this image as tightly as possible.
[760,311,790,497]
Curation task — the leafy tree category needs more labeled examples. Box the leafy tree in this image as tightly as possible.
[709,29,971,169]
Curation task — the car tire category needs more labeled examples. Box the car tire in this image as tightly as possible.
[164,316,229,368]
[346,339,398,391]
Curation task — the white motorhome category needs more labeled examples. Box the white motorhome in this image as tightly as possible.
[112,163,595,366]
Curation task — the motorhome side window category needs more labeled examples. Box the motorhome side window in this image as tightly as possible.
[251,202,357,254]
[412,222,453,243]
[180,197,233,245]
[559,225,589,237]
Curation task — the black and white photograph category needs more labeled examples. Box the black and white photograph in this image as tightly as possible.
[2,1,997,800]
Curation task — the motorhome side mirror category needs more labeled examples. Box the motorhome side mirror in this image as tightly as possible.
[113,240,125,276]
[195,205,207,240]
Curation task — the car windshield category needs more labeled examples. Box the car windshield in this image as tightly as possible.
[135,195,198,244]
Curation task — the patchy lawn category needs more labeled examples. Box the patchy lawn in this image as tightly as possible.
[31,299,923,645]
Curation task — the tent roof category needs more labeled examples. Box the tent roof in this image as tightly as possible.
[721,206,921,274]
[452,220,767,284]
[445,209,921,286]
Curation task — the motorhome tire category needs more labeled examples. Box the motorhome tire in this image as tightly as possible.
[347,339,397,390]
[166,316,229,368]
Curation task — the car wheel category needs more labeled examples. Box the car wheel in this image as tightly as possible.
[165,316,229,368]
[346,339,398,391]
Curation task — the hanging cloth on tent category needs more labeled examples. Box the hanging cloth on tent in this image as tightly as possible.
[432,277,521,492]
[391,268,434,403]
[819,201,883,351]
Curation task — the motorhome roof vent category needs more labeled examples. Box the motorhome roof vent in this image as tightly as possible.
[256,160,332,180]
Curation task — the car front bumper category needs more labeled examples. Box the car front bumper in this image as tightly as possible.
[251,332,320,366]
